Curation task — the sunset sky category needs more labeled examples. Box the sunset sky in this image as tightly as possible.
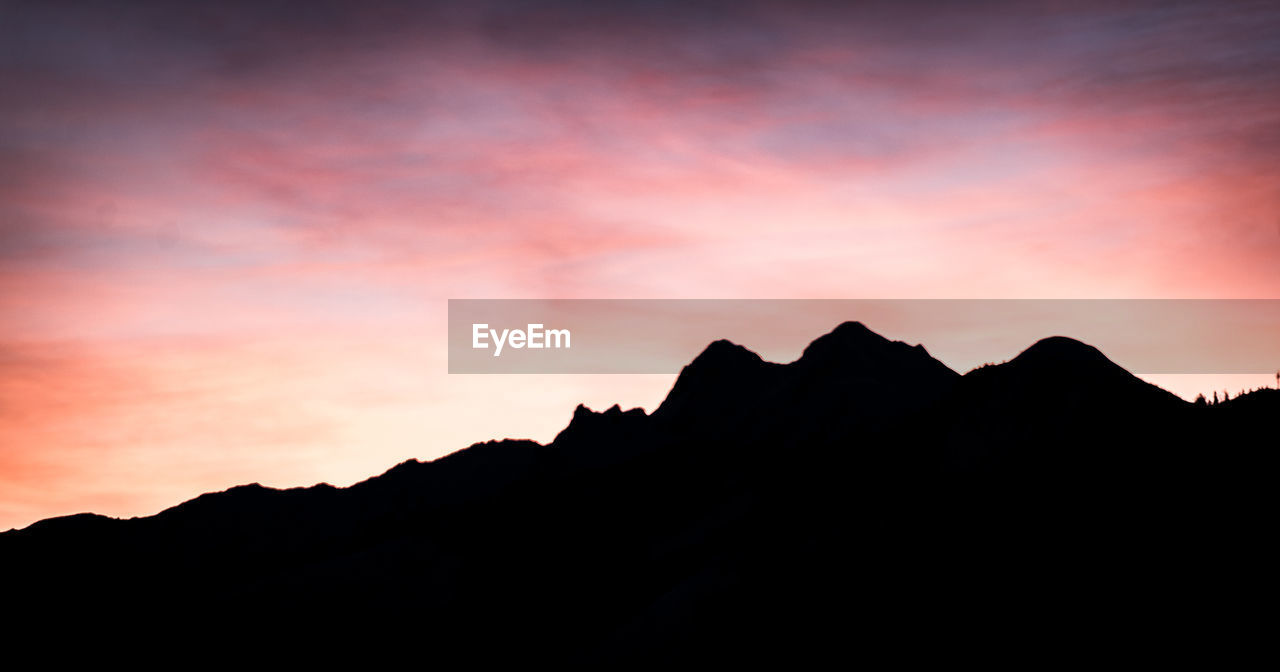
[2,0,1279,530]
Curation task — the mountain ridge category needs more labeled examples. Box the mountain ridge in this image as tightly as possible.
[1,322,1273,662]
[0,324,1236,534]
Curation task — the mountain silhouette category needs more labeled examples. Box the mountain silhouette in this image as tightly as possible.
[1,322,1272,662]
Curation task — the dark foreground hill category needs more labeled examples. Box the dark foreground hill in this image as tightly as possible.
[2,322,1274,662]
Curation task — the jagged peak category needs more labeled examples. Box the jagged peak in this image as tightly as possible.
[653,339,775,418]
[555,402,648,445]
[571,403,644,419]
[797,320,955,378]
[689,339,764,367]
[799,321,893,359]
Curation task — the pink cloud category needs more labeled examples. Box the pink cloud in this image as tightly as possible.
[2,0,1278,528]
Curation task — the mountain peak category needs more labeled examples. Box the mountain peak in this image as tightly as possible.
[690,339,763,367]
[554,402,649,447]
[806,321,885,349]
[796,320,955,378]
[1013,336,1115,369]
[799,321,892,358]
[570,403,644,423]
[831,320,877,336]
[654,339,776,420]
